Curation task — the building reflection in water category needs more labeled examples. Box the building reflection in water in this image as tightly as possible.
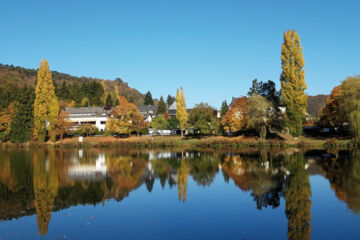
[68,151,107,181]
[0,149,359,238]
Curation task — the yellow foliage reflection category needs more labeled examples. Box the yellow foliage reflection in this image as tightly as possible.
[285,153,312,240]
[178,158,189,202]
[33,150,59,236]
[106,155,145,199]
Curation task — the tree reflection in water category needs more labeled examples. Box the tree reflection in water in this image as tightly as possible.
[0,149,360,238]
[33,150,58,236]
[285,153,312,240]
[317,150,360,213]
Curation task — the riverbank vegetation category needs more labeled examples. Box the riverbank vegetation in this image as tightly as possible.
[1,29,360,148]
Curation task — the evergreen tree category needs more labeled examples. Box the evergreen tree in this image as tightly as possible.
[10,86,35,143]
[157,96,167,114]
[176,88,188,137]
[105,94,113,110]
[70,82,82,106]
[248,79,280,106]
[280,30,307,136]
[144,91,154,105]
[34,59,59,142]
[248,79,261,96]
[0,84,20,111]
[220,100,229,118]
[166,95,176,106]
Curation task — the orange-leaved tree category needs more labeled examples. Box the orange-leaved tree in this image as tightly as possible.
[221,97,248,133]
[55,111,73,141]
[318,85,345,127]
[0,102,17,141]
[106,96,145,136]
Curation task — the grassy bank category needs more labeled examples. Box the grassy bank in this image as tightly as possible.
[0,135,353,150]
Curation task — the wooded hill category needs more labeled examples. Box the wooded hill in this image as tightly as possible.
[0,63,144,105]
[307,94,328,117]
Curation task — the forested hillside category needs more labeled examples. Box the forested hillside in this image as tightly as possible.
[307,95,328,117]
[0,63,144,106]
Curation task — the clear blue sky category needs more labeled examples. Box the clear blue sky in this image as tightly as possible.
[0,0,359,108]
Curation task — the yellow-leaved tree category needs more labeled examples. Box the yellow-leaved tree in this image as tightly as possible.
[106,96,145,136]
[34,59,59,142]
[101,79,108,105]
[176,88,188,137]
[280,30,307,136]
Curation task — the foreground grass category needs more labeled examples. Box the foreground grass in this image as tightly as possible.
[0,135,353,150]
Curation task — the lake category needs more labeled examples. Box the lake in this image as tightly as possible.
[0,148,359,239]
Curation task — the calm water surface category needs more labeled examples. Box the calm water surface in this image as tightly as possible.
[0,149,359,239]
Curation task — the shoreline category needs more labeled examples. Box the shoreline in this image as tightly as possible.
[0,135,352,150]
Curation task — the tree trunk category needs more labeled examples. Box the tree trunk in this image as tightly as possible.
[181,129,183,138]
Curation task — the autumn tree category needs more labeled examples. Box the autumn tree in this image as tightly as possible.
[76,123,97,136]
[176,88,188,137]
[220,100,229,119]
[318,85,344,127]
[55,111,73,141]
[157,96,167,114]
[280,30,307,136]
[81,97,90,107]
[285,153,312,240]
[114,85,120,105]
[221,97,248,133]
[338,76,360,137]
[144,91,154,105]
[106,96,145,136]
[34,59,59,142]
[188,103,219,135]
[101,79,108,105]
[0,103,17,141]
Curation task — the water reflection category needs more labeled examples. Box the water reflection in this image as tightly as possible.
[0,149,359,238]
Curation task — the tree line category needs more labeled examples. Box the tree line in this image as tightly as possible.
[1,28,359,142]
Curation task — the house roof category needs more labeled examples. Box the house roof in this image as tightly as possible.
[137,105,159,118]
[64,107,111,118]
[137,105,159,113]
[168,102,177,110]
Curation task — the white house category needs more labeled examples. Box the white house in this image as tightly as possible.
[64,107,111,131]
[137,105,159,122]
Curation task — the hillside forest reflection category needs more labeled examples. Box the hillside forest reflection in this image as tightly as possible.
[0,149,360,239]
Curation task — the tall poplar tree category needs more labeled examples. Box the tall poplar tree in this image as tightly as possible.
[34,59,59,142]
[280,30,307,136]
[176,88,188,137]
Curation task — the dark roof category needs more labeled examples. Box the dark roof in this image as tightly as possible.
[64,107,111,117]
[168,109,191,116]
[137,105,158,113]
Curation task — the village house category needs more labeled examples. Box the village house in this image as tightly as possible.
[167,102,191,118]
[64,107,112,131]
[137,105,159,122]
